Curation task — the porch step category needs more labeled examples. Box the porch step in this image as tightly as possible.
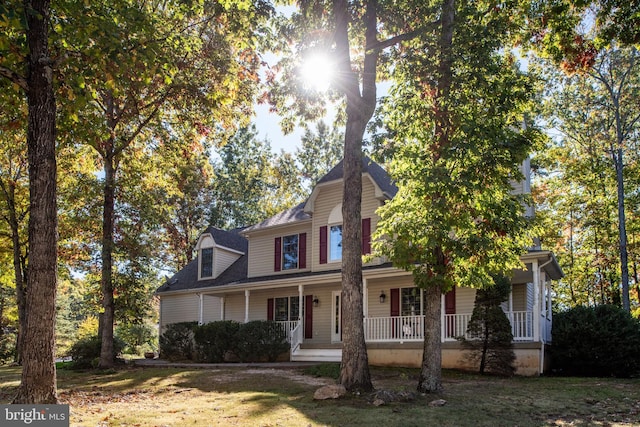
[290,348,342,362]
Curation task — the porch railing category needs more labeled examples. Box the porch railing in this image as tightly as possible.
[275,320,299,343]
[364,315,424,342]
[288,321,303,353]
[363,312,535,343]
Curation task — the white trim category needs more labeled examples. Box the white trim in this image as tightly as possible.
[156,266,408,297]
[532,259,540,342]
[244,290,250,323]
[198,293,203,325]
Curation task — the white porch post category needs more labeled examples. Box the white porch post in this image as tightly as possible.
[244,290,250,323]
[220,297,225,321]
[298,284,304,321]
[363,278,368,317]
[440,293,446,342]
[532,259,540,342]
[540,270,549,342]
[546,278,553,339]
[198,293,204,325]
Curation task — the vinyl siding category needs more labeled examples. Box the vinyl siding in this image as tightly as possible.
[246,223,312,278]
[455,287,477,314]
[160,294,199,332]
[214,247,241,279]
[311,177,384,272]
[223,293,246,322]
[202,295,223,323]
[511,283,528,312]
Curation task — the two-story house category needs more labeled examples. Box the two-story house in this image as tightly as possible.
[156,157,563,375]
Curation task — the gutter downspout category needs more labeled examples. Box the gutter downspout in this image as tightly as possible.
[538,258,553,375]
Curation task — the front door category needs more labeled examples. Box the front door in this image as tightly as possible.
[331,290,342,342]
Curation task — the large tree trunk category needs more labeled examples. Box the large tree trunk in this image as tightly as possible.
[417,0,455,393]
[418,281,443,392]
[13,0,58,404]
[99,152,116,368]
[334,0,377,392]
[339,116,372,392]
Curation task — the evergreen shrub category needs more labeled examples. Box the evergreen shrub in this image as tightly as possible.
[193,320,240,362]
[159,321,198,361]
[234,320,290,362]
[550,305,640,377]
[69,335,125,369]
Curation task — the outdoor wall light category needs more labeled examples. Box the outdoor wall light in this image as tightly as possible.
[379,290,386,303]
[313,296,319,307]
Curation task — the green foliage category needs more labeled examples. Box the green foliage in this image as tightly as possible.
[550,305,640,377]
[193,320,240,363]
[373,2,539,292]
[210,125,305,229]
[533,46,640,311]
[234,320,289,363]
[182,320,289,363]
[461,276,515,376]
[69,335,125,369]
[115,323,157,355]
[296,120,344,189]
[159,322,198,362]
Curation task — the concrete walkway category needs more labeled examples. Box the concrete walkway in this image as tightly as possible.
[132,358,323,370]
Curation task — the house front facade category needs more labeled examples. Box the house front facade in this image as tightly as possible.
[156,157,563,375]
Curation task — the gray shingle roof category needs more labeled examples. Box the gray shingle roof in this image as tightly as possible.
[317,155,397,198]
[206,226,248,253]
[240,202,311,234]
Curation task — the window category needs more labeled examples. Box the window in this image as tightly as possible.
[282,234,299,270]
[200,247,213,278]
[275,233,306,271]
[401,288,421,316]
[329,224,342,261]
[274,296,301,321]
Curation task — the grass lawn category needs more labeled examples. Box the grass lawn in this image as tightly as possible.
[1,363,639,427]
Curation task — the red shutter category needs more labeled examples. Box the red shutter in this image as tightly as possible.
[390,288,400,316]
[267,298,274,321]
[299,233,307,269]
[445,287,456,314]
[319,226,327,264]
[274,237,282,272]
[361,218,371,254]
[304,295,313,339]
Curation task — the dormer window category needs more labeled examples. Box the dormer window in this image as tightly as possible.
[201,247,213,278]
[197,234,215,280]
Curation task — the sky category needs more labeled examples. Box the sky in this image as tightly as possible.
[252,102,306,154]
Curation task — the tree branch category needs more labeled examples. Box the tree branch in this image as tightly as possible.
[366,20,440,54]
[0,65,28,91]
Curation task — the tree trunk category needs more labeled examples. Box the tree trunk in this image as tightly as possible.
[417,0,454,394]
[333,0,377,392]
[99,152,116,368]
[13,0,58,404]
[6,183,28,365]
[418,281,443,393]
[338,116,372,392]
[614,147,630,312]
